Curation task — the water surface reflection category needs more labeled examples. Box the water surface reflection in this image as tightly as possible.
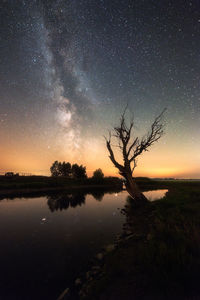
[47,192,86,212]
[143,189,168,201]
[0,189,125,300]
[0,188,167,299]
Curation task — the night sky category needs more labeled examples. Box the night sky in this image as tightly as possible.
[1,0,200,178]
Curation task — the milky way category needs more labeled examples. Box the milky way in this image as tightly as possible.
[1,0,200,177]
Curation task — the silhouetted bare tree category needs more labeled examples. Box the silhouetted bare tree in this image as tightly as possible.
[105,109,166,205]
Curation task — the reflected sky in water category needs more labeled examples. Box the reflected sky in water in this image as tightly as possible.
[143,189,168,201]
[0,190,127,299]
[0,189,167,299]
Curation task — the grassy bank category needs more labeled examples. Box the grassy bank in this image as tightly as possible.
[0,175,123,198]
[78,181,200,299]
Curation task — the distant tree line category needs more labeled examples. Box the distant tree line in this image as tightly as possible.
[49,162,123,188]
[92,168,104,180]
[50,161,107,182]
[50,161,87,179]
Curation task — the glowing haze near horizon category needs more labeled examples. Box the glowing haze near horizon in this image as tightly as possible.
[1,0,200,178]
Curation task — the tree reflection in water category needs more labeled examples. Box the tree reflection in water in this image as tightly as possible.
[89,190,104,201]
[47,189,116,212]
[47,192,86,212]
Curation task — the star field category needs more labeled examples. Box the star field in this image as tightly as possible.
[0,0,200,177]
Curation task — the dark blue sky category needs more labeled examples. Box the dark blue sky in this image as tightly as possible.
[1,0,200,177]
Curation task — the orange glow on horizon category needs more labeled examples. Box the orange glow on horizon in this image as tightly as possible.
[1,127,200,179]
[1,142,200,179]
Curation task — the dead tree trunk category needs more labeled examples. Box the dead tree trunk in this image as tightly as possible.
[124,173,147,204]
[105,109,165,205]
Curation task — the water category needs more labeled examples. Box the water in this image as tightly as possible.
[143,189,168,201]
[0,189,167,299]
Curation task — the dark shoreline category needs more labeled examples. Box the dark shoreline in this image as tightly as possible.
[0,184,123,200]
[0,175,124,199]
[73,181,200,300]
[1,178,200,200]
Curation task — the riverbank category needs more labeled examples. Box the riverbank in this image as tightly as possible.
[1,176,198,199]
[73,181,200,299]
[0,175,123,199]
[0,185,123,200]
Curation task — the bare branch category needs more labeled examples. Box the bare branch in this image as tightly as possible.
[131,158,137,174]
[127,137,139,157]
[129,109,166,162]
[105,133,124,173]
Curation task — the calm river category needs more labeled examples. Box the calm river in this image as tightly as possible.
[0,189,167,299]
